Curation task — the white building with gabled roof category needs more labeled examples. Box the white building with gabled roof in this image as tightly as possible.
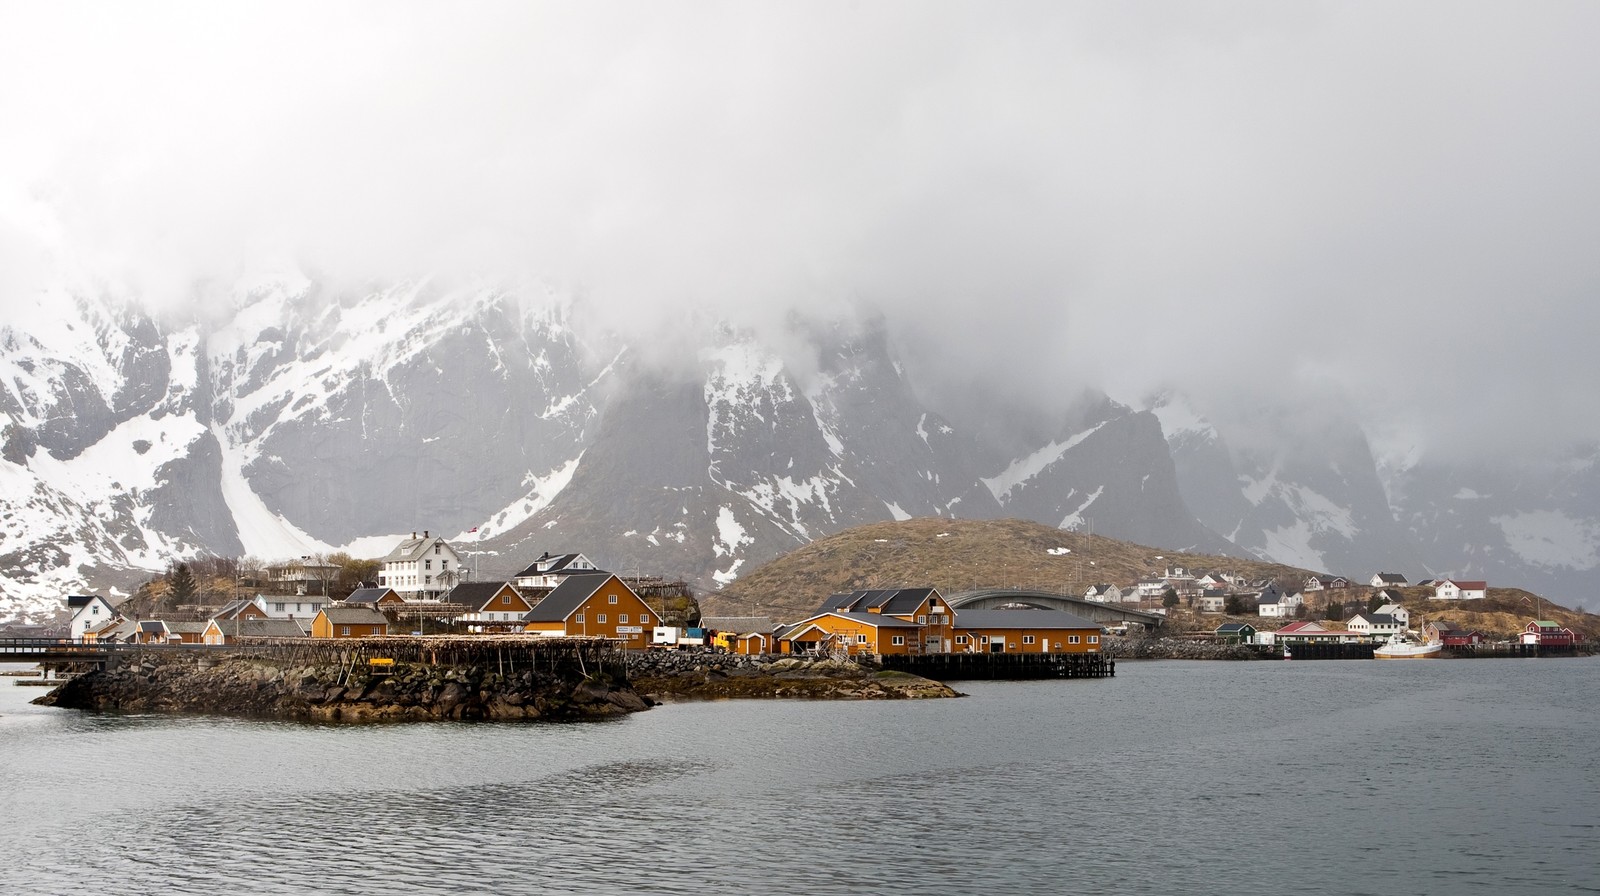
[378,530,466,602]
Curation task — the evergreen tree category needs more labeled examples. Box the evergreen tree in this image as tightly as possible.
[168,561,197,611]
[1324,600,1344,621]
[1162,589,1179,609]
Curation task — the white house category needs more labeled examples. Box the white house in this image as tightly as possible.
[1257,591,1306,618]
[66,594,119,640]
[1346,611,1404,640]
[252,593,327,620]
[1084,583,1123,603]
[1432,579,1487,600]
[1196,591,1227,614]
[1135,578,1168,600]
[378,531,467,602]
[1374,602,1409,627]
[513,552,603,590]
[1369,572,1409,588]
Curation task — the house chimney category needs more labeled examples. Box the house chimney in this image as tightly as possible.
[424,530,429,538]
[412,531,417,539]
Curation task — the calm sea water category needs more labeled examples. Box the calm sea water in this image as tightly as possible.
[2,657,1595,895]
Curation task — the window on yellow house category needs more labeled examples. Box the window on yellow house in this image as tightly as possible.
[856,634,868,643]
[597,614,607,624]
[1023,635,1035,645]
[892,635,905,646]
[1068,635,1080,644]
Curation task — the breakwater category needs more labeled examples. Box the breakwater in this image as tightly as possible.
[625,650,959,699]
[1102,637,1265,660]
[34,637,646,721]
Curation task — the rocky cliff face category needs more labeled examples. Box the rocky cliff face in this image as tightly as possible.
[4,272,1598,620]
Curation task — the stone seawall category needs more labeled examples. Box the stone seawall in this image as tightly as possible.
[1103,637,1266,661]
[35,639,648,721]
[625,650,960,699]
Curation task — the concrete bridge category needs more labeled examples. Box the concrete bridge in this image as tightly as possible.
[946,590,1165,630]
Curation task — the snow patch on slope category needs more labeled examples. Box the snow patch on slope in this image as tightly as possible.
[983,421,1109,502]
[1060,486,1104,529]
[1492,511,1600,570]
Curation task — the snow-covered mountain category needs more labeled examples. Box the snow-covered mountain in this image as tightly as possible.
[4,274,1599,621]
[1150,393,1423,578]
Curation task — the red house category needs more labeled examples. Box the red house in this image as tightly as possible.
[1522,621,1577,646]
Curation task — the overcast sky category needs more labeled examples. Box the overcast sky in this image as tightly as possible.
[3,1,1598,462]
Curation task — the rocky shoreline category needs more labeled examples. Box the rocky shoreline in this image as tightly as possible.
[626,651,961,700]
[30,644,961,721]
[1103,637,1267,661]
[34,650,648,721]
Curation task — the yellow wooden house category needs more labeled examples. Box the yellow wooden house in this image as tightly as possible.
[950,609,1102,654]
[775,611,922,656]
[311,606,390,639]
[521,573,657,649]
[812,588,956,654]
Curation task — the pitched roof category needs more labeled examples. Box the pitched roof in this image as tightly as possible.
[380,534,457,563]
[138,620,169,634]
[512,552,603,578]
[216,619,310,638]
[1349,613,1397,625]
[1215,623,1256,633]
[446,581,522,613]
[319,606,389,625]
[1275,621,1333,634]
[209,598,260,619]
[1374,572,1408,584]
[345,587,401,606]
[1440,579,1488,590]
[66,594,106,610]
[955,609,1101,630]
[800,611,922,630]
[521,573,617,623]
[817,588,939,616]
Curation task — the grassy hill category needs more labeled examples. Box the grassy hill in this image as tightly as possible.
[706,518,1599,639]
[707,517,1317,622]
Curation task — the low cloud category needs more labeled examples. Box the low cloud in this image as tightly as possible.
[3,1,1597,460]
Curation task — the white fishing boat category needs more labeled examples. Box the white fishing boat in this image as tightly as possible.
[1373,632,1442,660]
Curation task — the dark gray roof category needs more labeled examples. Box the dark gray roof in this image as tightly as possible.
[1350,612,1397,625]
[138,620,168,633]
[1216,622,1256,633]
[954,608,1101,630]
[319,606,390,625]
[521,573,615,623]
[222,619,310,638]
[66,594,104,610]
[380,534,456,563]
[1374,572,1408,584]
[345,587,400,606]
[817,588,939,616]
[209,598,258,619]
[444,582,518,612]
[513,552,604,579]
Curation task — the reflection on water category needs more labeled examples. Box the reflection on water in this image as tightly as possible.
[2,658,1596,895]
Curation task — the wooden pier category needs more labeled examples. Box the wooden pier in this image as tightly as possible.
[875,651,1113,681]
